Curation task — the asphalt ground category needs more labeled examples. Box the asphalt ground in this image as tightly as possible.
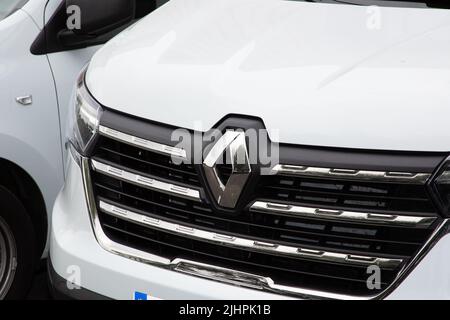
[26,260,51,300]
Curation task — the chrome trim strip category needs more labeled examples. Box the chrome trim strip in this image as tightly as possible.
[81,158,449,300]
[251,201,436,228]
[169,258,359,299]
[98,200,402,269]
[15,95,33,106]
[272,164,431,184]
[99,126,187,159]
[91,159,201,201]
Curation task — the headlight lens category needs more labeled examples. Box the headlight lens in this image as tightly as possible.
[69,68,103,156]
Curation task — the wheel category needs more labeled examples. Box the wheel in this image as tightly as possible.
[0,186,35,299]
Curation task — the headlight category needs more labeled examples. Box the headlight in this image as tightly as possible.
[69,68,103,156]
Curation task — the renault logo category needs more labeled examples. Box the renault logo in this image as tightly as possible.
[203,130,251,208]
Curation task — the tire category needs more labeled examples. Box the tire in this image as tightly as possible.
[0,186,35,300]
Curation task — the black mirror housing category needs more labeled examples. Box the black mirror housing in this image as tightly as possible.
[66,0,136,36]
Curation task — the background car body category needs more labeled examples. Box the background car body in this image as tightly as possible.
[0,0,100,298]
[0,0,164,298]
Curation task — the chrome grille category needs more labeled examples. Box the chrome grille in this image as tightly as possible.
[257,173,436,214]
[86,122,444,299]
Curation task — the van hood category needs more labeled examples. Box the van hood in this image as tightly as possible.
[86,0,450,152]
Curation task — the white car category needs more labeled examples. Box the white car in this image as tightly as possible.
[51,0,450,300]
[0,0,161,299]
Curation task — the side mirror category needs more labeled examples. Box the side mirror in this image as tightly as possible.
[65,0,135,37]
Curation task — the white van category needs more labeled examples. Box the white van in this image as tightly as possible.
[49,0,450,299]
[0,0,162,299]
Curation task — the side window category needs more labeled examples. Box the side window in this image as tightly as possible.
[136,0,170,19]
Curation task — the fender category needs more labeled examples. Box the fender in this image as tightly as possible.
[0,133,64,219]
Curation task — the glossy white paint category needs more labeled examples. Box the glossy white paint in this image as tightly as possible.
[0,7,63,222]
[386,233,450,300]
[47,48,100,175]
[87,0,450,152]
[60,0,450,300]
[45,1,102,174]
[22,0,46,29]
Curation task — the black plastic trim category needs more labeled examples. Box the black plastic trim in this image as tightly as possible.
[427,156,450,217]
[100,107,181,147]
[95,108,449,218]
[30,1,133,55]
[47,258,111,300]
[99,108,447,173]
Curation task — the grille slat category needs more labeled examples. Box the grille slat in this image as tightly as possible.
[91,159,201,201]
[262,185,430,202]
[98,200,402,269]
[96,137,199,186]
[257,175,436,214]
[88,129,442,298]
[100,217,393,295]
[100,216,395,280]
[94,184,426,252]
[250,201,435,228]
[96,195,419,258]
[99,146,199,178]
[93,181,429,247]
[259,186,434,214]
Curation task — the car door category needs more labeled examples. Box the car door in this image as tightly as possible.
[0,0,64,220]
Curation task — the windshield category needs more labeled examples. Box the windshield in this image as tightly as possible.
[0,0,28,22]
[290,0,450,9]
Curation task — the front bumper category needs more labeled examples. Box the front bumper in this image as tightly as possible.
[50,154,450,300]
[47,258,110,300]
